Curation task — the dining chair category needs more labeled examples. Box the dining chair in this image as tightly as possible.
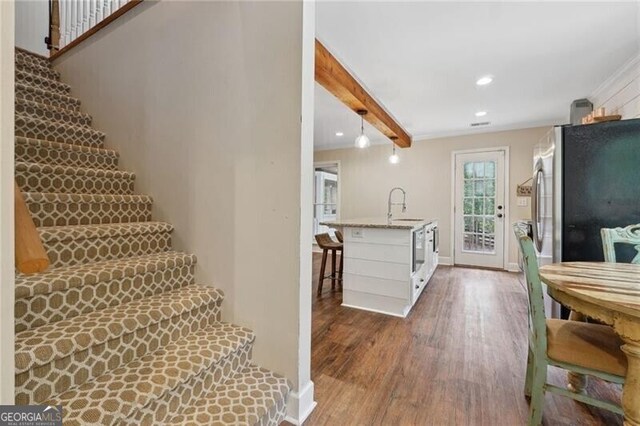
[513,225,627,425]
[601,223,640,264]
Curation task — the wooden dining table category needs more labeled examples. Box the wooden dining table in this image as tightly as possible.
[539,261,640,426]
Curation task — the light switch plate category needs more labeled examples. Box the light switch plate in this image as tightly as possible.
[517,197,528,207]
[352,228,364,238]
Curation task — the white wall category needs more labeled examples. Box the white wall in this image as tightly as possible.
[315,127,549,270]
[0,0,16,405]
[591,3,640,121]
[15,0,49,56]
[52,1,313,421]
[591,53,640,120]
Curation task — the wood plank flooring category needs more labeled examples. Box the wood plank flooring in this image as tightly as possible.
[303,253,623,425]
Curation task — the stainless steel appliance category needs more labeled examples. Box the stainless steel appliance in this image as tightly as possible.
[412,225,425,274]
[532,119,640,318]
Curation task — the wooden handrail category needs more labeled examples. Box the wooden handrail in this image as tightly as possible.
[15,181,50,274]
[50,0,143,60]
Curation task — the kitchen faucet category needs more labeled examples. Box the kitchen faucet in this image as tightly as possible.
[387,187,407,223]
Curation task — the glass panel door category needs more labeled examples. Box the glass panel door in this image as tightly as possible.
[454,150,505,269]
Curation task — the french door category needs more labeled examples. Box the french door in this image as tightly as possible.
[454,150,506,269]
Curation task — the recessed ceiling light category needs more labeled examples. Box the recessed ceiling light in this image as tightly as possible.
[476,75,493,86]
[475,111,487,117]
[335,132,344,137]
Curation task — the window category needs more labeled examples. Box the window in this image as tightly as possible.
[462,160,496,253]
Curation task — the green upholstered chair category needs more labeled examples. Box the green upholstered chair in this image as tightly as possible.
[513,225,627,425]
[601,223,640,264]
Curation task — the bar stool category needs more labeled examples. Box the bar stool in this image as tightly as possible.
[315,233,343,297]
[335,231,344,278]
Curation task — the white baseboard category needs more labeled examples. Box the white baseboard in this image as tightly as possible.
[284,380,316,425]
[506,262,521,273]
[438,256,452,266]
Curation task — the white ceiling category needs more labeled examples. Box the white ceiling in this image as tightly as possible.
[314,1,640,150]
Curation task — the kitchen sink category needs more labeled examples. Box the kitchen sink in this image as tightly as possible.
[394,218,424,221]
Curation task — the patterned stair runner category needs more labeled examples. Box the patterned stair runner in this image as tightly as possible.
[13,47,290,425]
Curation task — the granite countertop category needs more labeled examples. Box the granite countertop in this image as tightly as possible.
[320,217,435,230]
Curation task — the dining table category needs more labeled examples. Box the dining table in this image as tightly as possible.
[539,261,640,426]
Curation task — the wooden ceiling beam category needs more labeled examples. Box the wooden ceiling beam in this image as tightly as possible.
[315,40,412,148]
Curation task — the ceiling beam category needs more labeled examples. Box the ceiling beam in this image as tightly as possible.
[315,40,412,148]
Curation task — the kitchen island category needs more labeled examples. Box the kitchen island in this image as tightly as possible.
[320,217,439,317]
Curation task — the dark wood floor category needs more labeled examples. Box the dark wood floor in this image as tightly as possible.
[304,253,623,425]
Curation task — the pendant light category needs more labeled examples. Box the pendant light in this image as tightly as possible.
[389,136,400,164]
[354,110,370,148]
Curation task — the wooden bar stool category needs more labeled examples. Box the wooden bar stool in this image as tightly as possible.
[335,230,344,279]
[315,233,343,297]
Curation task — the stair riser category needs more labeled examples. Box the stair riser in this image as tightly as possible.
[16,170,135,196]
[16,264,195,333]
[16,100,92,128]
[15,140,118,171]
[16,61,60,81]
[15,50,51,70]
[16,71,70,95]
[128,344,253,426]
[15,116,104,148]
[27,199,152,227]
[259,392,289,426]
[16,85,80,112]
[43,230,172,268]
[16,303,222,405]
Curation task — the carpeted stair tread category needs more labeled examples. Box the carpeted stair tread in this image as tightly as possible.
[15,115,105,147]
[15,48,51,70]
[16,68,71,95]
[16,82,81,112]
[24,192,153,227]
[48,323,254,426]
[15,251,196,333]
[16,98,92,128]
[38,221,174,268]
[167,365,291,426]
[39,221,173,244]
[16,251,196,300]
[16,161,135,195]
[16,59,60,81]
[15,136,118,170]
[15,286,223,405]
[15,285,224,374]
[16,161,131,179]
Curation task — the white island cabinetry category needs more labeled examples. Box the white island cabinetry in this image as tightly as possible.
[322,218,438,317]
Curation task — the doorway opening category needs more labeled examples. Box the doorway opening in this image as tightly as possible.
[313,162,340,244]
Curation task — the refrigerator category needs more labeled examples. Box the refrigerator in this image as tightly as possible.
[532,118,640,318]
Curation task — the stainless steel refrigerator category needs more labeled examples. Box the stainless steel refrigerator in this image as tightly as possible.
[532,118,640,318]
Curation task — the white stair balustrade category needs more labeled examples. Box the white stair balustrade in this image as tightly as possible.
[57,0,132,49]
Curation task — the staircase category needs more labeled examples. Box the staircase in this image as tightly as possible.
[13,47,290,425]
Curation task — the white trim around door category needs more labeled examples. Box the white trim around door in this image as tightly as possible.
[450,147,510,270]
